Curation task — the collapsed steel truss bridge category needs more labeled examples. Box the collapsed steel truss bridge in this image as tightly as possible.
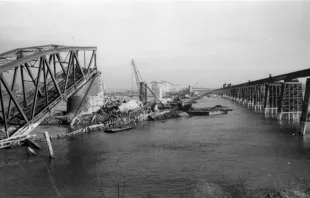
[0,45,98,145]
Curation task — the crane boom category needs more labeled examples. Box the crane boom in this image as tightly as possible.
[193,82,198,88]
[131,59,143,89]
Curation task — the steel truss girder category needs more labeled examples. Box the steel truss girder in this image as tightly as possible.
[0,45,97,141]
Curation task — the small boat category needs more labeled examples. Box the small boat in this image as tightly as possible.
[104,125,133,133]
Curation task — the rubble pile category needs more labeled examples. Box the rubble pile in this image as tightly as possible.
[71,98,149,126]
[41,115,70,125]
[150,109,189,121]
[41,93,190,128]
[74,111,110,125]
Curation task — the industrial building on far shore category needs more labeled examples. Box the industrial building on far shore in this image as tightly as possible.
[147,80,180,98]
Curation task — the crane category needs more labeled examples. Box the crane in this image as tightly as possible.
[130,59,165,107]
[131,59,144,90]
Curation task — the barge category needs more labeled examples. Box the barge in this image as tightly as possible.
[186,105,231,116]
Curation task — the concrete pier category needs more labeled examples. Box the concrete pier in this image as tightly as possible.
[139,82,147,104]
[67,72,105,118]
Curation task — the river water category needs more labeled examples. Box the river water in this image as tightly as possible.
[0,97,310,197]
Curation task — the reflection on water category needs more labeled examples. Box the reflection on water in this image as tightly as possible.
[0,97,310,197]
[254,108,264,113]
[264,113,278,120]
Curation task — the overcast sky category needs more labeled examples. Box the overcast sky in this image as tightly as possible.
[1,1,310,90]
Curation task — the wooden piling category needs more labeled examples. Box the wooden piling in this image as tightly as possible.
[44,131,54,159]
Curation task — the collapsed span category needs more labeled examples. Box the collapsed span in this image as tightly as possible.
[0,44,98,145]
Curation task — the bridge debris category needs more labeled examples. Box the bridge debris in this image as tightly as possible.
[0,134,36,149]
[44,131,54,159]
[24,138,41,150]
[25,146,38,156]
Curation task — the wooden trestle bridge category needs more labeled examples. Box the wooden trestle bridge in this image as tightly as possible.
[208,69,310,135]
[0,45,98,147]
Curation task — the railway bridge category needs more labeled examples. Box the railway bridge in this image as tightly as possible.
[0,45,98,146]
[210,69,310,135]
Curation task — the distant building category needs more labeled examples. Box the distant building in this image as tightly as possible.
[147,80,180,97]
